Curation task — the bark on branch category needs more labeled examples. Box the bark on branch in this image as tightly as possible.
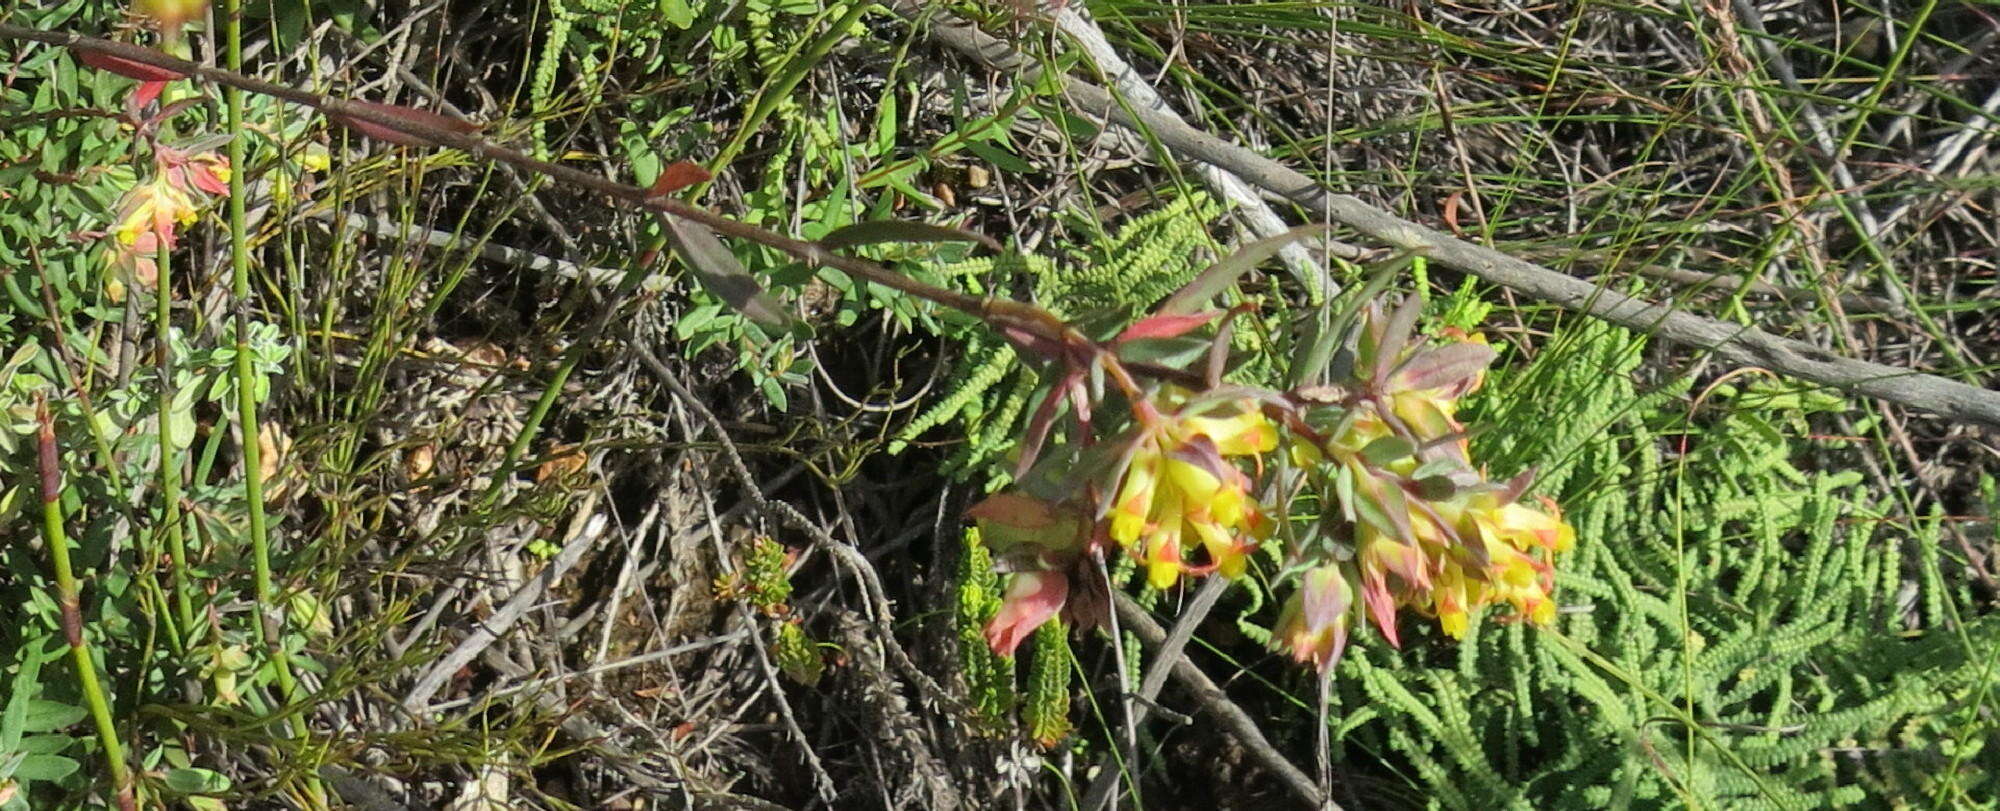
[895,4,2000,430]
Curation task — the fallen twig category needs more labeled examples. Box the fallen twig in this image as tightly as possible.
[896,4,2000,430]
[1112,591,1334,809]
[401,495,608,712]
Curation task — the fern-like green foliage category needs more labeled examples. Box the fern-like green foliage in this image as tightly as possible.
[955,527,1016,731]
[1025,618,1075,750]
[1303,315,1997,808]
[891,193,1240,477]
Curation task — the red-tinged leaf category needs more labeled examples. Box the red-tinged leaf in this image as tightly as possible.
[132,80,170,110]
[1114,311,1217,343]
[75,49,185,82]
[1442,191,1465,237]
[647,161,711,197]
[1205,307,1251,388]
[1065,375,1092,435]
[985,572,1068,657]
[1156,224,1331,316]
[1014,369,1083,480]
[818,220,1002,252]
[1498,468,1537,506]
[1371,295,1423,385]
[326,100,478,147]
[1001,325,1066,362]
[1392,341,1496,393]
[1360,574,1400,648]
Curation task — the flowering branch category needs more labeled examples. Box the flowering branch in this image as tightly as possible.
[0,22,1105,357]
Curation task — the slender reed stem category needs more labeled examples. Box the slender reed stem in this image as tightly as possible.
[224,7,319,803]
[35,396,138,811]
[155,224,198,642]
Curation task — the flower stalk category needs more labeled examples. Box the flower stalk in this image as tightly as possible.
[35,396,139,811]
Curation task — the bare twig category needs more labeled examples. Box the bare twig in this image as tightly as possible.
[401,498,607,713]
[1112,591,1335,809]
[1079,576,1230,811]
[1045,3,1334,296]
[891,5,2000,430]
[626,340,963,713]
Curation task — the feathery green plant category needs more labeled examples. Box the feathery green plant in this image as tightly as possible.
[955,527,1016,731]
[1292,315,1997,807]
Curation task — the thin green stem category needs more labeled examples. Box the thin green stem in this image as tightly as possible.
[155,222,198,643]
[225,3,318,795]
[35,397,138,811]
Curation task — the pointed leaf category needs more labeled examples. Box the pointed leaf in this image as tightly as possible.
[1371,294,1423,384]
[75,49,185,82]
[1157,225,1330,316]
[647,160,711,197]
[1205,307,1249,388]
[1359,436,1416,466]
[131,79,170,110]
[1351,464,1413,542]
[818,220,1002,252]
[1114,311,1217,343]
[326,100,479,147]
[1393,342,1496,393]
[1113,336,1209,367]
[1014,371,1080,480]
[19,700,83,734]
[658,214,793,328]
[12,753,79,782]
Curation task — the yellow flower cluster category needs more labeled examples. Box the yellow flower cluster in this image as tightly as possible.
[104,145,229,291]
[1108,390,1277,590]
[1274,322,1574,671]
[966,299,1575,678]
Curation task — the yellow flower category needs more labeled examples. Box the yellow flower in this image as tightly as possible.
[1272,565,1355,670]
[1106,390,1275,589]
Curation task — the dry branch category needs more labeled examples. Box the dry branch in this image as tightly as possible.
[896,4,2000,430]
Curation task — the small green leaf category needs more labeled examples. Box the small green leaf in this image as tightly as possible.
[163,766,231,794]
[1360,436,1416,466]
[1157,225,1330,316]
[819,220,1001,252]
[18,701,82,734]
[1413,475,1457,501]
[11,753,78,782]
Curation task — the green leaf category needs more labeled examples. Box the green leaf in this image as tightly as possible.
[1,646,45,750]
[1360,436,1416,466]
[18,701,82,734]
[674,303,725,342]
[1113,336,1211,367]
[965,140,1034,174]
[818,220,1001,252]
[11,753,78,782]
[1413,475,1457,501]
[759,376,788,411]
[163,766,231,794]
[658,214,793,329]
[13,735,73,756]
[1157,225,1331,316]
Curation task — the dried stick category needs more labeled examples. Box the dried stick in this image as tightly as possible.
[627,341,962,713]
[1045,3,1333,295]
[1079,576,1230,810]
[400,497,608,712]
[894,5,2000,430]
[1112,590,1334,809]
